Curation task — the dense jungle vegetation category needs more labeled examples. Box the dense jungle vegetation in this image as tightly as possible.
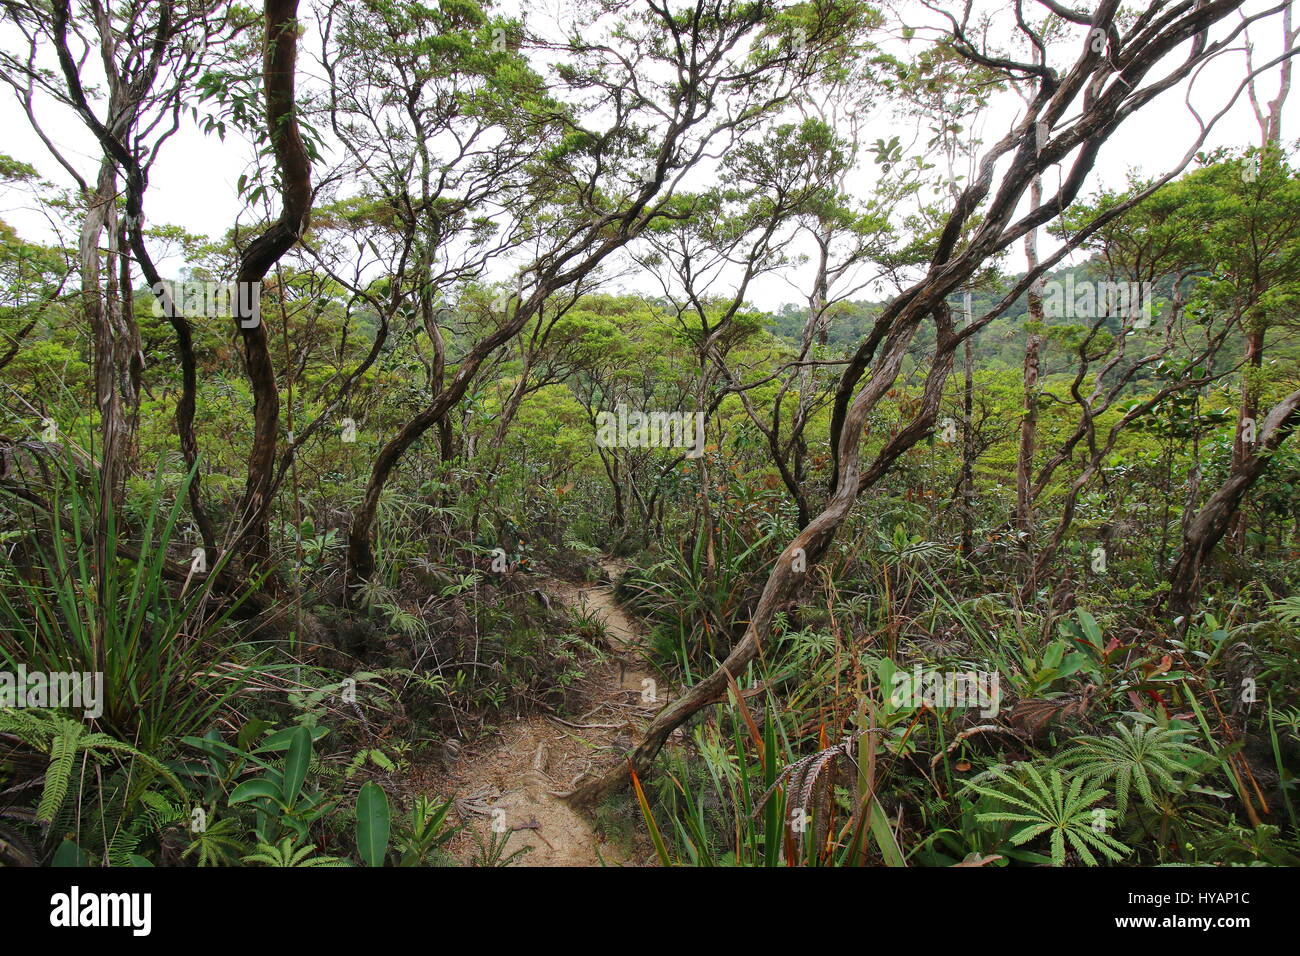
[1,0,1299,872]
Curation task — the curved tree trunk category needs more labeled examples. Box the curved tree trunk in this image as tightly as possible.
[1168,385,1300,619]
[570,0,1255,801]
[570,307,953,805]
[230,0,314,571]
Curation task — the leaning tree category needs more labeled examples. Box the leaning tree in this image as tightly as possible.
[342,0,877,587]
[574,0,1300,803]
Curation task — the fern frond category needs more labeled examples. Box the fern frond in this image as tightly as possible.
[37,722,82,823]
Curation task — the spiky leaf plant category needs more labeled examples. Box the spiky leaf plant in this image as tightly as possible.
[965,763,1130,866]
[241,837,345,867]
[1055,723,1205,816]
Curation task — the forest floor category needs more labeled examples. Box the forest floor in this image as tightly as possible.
[403,559,664,866]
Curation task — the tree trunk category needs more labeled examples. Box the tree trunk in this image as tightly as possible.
[570,306,952,805]
[1228,324,1264,553]
[81,161,128,514]
[230,0,314,571]
[1016,176,1045,579]
[959,290,975,554]
[1169,385,1300,618]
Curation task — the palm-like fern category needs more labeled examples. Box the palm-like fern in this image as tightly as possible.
[182,816,248,867]
[1268,596,1300,629]
[241,837,345,867]
[1271,706,1300,743]
[965,763,1130,866]
[0,710,184,823]
[1055,723,1204,816]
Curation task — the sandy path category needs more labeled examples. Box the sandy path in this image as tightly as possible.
[406,560,667,866]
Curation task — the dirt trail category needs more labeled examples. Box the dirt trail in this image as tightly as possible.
[407,559,665,866]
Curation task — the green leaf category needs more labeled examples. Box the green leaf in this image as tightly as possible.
[51,838,86,867]
[355,781,392,867]
[1075,609,1103,651]
[1057,653,1091,680]
[281,726,313,806]
[237,718,274,752]
[255,725,329,753]
[229,778,285,806]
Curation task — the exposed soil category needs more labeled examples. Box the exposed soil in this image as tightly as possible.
[403,560,669,866]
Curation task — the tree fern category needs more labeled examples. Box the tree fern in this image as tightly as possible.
[965,763,1130,866]
[1055,724,1204,816]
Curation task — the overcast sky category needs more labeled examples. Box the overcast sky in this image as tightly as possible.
[1,0,1297,312]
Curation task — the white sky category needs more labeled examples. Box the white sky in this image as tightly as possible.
[1,0,1296,312]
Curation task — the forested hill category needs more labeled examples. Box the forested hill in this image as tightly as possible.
[763,261,1265,372]
[1,0,1298,886]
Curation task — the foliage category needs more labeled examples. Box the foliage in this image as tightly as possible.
[1056,724,1206,817]
[963,764,1130,866]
